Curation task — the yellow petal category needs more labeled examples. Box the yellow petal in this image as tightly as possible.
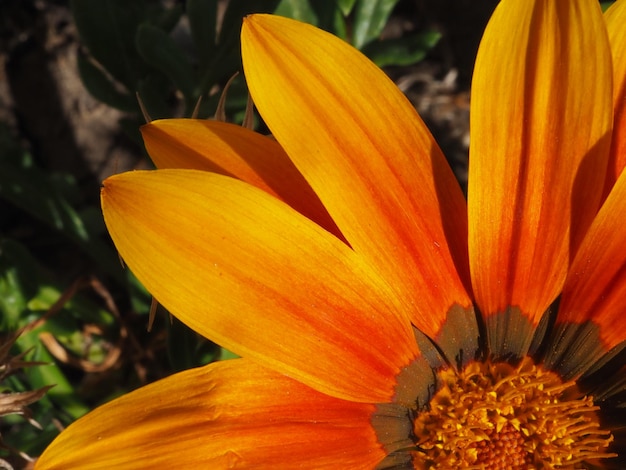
[101,169,417,403]
[559,168,626,350]
[604,0,626,194]
[468,0,613,325]
[142,119,341,237]
[35,359,385,469]
[241,15,471,338]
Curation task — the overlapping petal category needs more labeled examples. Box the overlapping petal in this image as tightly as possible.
[101,169,417,402]
[141,119,341,237]
[241,14,471,338]
[604,0,626,194]
[36,359,385,469]
[468,0,613,326]
[559,168,626,350]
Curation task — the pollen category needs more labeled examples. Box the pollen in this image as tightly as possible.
[411,357,615,469]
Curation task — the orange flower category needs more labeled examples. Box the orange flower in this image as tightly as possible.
[36,0,626,468]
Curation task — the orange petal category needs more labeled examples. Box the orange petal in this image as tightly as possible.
[101,169,417,403]
[559,168,626,350]
[141,119,341,237]
[241,15,471,338]
[468,0,613,324]
[604,0,626,194]
[35,359,385,469]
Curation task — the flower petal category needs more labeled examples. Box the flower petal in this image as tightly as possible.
[604,0,626,194]
[101,169,417,403]
[468,0,613,325]
[559,168,626,351]
[35,359,385,469]
[241,15,471,338]
[141,119,341,237]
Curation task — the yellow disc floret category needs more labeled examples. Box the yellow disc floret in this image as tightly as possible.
[412,357,615,469]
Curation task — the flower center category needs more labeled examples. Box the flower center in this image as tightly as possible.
[411,357,615,469]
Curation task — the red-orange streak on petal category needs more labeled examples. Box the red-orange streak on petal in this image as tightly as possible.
[101,170,418,403]
[241,15,471,338]
[560,168,626,350]
[35,359,385,469]
[604,0,626,196]
[141,119,342,239]
[468,0,613,324]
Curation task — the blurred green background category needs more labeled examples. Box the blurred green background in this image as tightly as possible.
[0,0,616,467]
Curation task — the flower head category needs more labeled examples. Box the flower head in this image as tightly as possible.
[35,0,626,468]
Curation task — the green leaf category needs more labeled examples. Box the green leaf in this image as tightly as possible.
[0,238,117,332]
[126,270,152,315]
[77,51,136,112]
[601,1,616,12]
[332,8,348,41]
[137,72,175,120]
[352,0,400,49]
[166,317,197,372]
[220,347,240,360]
[0,240,39,328]
[219,0,282,43]
[118,116,145,147]
[274,0,341,35]
[153,3,183,31]
[0,157,84,240]
[362,30,441,67]
[166,317,219,371]
[26,283,116,329]
[275,0,318,24]
[136,24,196,100]
[187,0,218,64]
[19,333,89,420]
[311,0,345,33]
[197,0,280,94]
[70,0,147,89]
[337,0,357,16]
[0,128,122,279]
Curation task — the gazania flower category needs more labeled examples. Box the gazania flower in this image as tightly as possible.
[36,0,626,468]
